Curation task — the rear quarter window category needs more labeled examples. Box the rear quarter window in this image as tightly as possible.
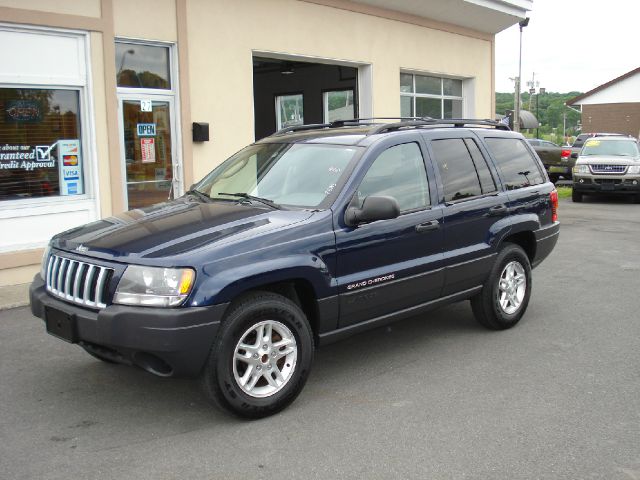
[484,137,545,190]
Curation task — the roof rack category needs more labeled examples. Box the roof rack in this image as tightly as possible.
[366,118,510,135]
[271,117,429,136]
[270,117,510,137]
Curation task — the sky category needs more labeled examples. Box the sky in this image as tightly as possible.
[495,0,640,94]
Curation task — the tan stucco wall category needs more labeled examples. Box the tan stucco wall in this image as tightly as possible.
[0,264,38,287]
[186,0,493,180]
[90,31,114,219]
[0,0,101,17]
[112,0,177,40]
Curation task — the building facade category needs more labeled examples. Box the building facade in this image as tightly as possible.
[568,66,640,139]
[0,0,530,294]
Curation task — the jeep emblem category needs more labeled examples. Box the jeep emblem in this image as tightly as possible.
[75,244,89,253]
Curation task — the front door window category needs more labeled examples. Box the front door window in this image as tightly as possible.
[121,99,174,209]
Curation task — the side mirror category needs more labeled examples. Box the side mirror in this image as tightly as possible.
[571,152,578,159]
[345,195,400,226]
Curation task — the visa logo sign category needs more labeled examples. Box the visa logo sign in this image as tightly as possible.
[137,123,156,136]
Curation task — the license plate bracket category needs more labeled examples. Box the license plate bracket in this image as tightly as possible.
[45,307,78,343]
[601,182,615,191]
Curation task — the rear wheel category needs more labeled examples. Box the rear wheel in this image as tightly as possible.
[572,189,583,202]
[471,243,532,330]
[200,291,314,419]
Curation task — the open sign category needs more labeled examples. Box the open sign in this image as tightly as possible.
[137,123,156,136]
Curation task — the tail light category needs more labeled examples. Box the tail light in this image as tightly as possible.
[550,189,558,222]
[561,149,571,159]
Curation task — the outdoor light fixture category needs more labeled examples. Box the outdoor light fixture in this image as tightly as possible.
[280,63,295,75]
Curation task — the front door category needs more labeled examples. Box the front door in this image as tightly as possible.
[334,137,444,328]
[119,97,181,210]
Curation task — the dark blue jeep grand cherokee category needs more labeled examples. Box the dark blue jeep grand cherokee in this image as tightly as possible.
[30,118,559,418]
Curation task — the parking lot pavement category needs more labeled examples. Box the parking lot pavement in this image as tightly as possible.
[1,197,639,480]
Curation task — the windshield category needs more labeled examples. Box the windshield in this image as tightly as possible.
[581,139,639,157]
[193,143,360,208]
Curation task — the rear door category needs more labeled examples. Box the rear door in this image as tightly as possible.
[482,136,548,221]
[424,131,509,296]
[334,134,444,328]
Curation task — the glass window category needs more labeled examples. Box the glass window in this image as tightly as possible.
[116,42,171,89]
[581,139,639,157]
[464,138,496,194]
[276,94,304,130]
[356,143,429,212]
[416,97,441,118]
[0,88,84,201]
[416,75,441,95]
[400,73,413,93]
[400,96,413,117]
[443,78,463,96]
[324,90,355,123]
[400,73,464,119]
[196,143,359,208]
[485,138,545,190]
[431,138,482,202]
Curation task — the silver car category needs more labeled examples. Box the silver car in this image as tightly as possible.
[572,136,640,202]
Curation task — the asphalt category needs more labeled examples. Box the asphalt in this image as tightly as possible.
[1,196,639,480]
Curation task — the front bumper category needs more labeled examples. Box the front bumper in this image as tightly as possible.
[573,176,640,194]
[30,275,228,377]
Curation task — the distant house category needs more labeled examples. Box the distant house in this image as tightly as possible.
[567,67,640,138]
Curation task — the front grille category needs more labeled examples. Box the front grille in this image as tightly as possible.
[590,164,627,174]
[45,254,113,309]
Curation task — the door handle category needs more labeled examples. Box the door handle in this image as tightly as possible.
[487,205,509,217]
[415,220,440,233]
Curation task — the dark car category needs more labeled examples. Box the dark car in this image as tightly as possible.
[30,118,560,418]
[526,138,572,182]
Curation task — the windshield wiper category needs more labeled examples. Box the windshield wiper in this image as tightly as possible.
[218,192,282,210]
[185,189,213,203]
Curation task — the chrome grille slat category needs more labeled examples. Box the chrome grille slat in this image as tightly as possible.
[45,254,113,309]
[589,164,627,174]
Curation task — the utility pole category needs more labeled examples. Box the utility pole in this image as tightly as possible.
[514,17,529,132]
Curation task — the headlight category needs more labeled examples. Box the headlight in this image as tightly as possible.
[40,244,52,280]
[628,165,640,174]
[114,266,195,307]
[573,164,590,174]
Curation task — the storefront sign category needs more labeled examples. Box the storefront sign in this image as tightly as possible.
[58,140,83,195]
[0,144,55,170]
[5,100,43,123]
[141,138,155,163]
[137,123,156,136]
[140,100,152,112]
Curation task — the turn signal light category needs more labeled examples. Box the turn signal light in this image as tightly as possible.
[550,190,558,222]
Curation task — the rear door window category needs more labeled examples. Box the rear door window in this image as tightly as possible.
[484,137,545,190]
[431,138,482,202]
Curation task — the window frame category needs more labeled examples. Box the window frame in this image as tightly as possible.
[0,83,95,210]
[400,72,464,119]
[114,38,176,95]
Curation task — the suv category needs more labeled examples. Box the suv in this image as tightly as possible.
[30,118,560,418]
[572,136,640,202]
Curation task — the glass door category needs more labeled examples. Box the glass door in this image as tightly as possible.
[119,97,180,210]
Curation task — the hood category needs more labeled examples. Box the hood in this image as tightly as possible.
[51,198,313,261]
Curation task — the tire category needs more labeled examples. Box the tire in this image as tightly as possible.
[572,189,583,202]
[471,243,532,330]
[200,291,314,419]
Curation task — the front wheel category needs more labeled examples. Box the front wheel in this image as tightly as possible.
[200,292,314,419]
[471,243,532,330]
[572,189,583,202]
